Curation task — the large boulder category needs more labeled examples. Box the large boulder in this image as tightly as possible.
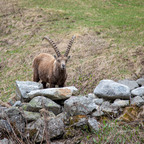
[23,96,61,115]
[16,81,43,102]
[118,79,139,91]
[64,96,99,116]
[94,80,131,100]
[27,86,79,101]
[131,87,144,97]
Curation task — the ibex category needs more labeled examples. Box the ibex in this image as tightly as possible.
[32,36,75,88]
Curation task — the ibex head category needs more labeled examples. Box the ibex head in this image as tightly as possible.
[43,36,75,70]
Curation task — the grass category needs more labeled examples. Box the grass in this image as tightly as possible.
[0,0,144,99]
[62,119,144,144]
[22,0,144,45]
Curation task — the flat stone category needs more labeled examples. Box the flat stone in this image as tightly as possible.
[118,79,139,91]
[27,86,79,101]
[94,80,131,100]
[136,78,144,86]
[28,96,61,115]
[15,81,43,102]
[131,96,144,107]
[88,118,99,132]
[131,87,144,97]
[111,99,129,108]
[64,96,99,116]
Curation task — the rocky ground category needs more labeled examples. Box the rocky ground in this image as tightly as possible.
[0,78,144,143]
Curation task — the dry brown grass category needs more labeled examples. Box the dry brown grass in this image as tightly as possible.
[1,0,144,100]
[0,0,19,17]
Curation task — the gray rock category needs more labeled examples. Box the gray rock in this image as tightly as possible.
[27,86,79,101]
[56,112,67,122]
[131,87,144,97]
[0,119,12,133]
[131,96,144,107]
[93,98,104,105]
[16,81,43,102]
[48,117,64,139]
[13,101,22,107]
[88,118,99,132]
[111,99,129,108]
[4,108,26,133]
[136,78,144,86]
[23,111,41,122]
[118,79,139,91]
[22,103,35,111]
[94,80,131,100]
[40,109,56,118]
[27,116,64,142]
[0,138,13,144]
[74,118,87,128]
[101,101,110,107]
[142,96,144,100]
[100,101,118,116]
[51,141,67,144]
[87,93,98,99]
[28,96,61,115]
[26,118,45,143]
[0,107,8,118]
[92,110,104,117]
[64,96,99,116]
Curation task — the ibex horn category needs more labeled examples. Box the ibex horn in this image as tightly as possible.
[42,36,61,57]
[64,35,76,57]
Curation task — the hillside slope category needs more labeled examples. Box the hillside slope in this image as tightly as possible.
[0,0,144,101]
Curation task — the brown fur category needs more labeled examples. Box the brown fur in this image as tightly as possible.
[33,36,75,88]
[33,53,69,88]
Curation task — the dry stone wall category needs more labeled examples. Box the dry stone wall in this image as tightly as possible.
[0,79,144,143]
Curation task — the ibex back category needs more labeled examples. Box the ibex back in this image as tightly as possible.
[33,36,75,88]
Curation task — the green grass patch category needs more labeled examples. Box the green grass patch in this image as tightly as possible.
[21,0,144,45]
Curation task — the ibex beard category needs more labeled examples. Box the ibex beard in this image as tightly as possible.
[32,36,75,88]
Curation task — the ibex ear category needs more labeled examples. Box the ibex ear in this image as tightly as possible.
[54,55,57,59]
